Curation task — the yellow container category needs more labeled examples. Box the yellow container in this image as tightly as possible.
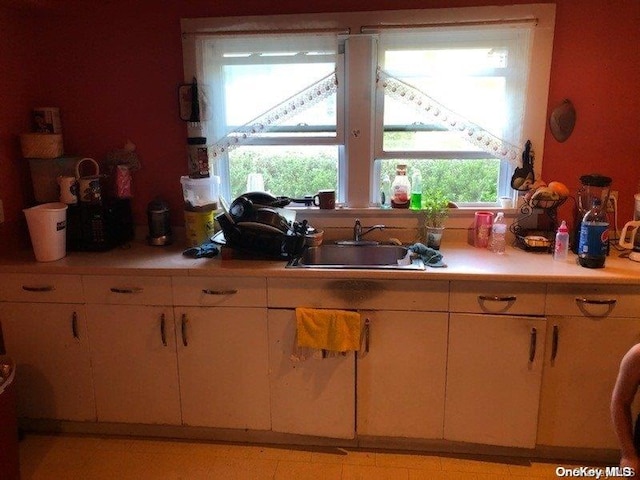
[184,209,217,247]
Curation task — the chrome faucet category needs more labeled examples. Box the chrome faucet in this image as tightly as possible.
[353,219,385,242]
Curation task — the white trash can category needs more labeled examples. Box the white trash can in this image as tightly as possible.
[23,202,68,262]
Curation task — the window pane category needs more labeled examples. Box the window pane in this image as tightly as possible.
[229,145,339,199]
[379,159,500,204]
[223,62,337,135]
[383,73,506,152]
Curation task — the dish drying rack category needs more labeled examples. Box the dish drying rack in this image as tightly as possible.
[509,197,568,252]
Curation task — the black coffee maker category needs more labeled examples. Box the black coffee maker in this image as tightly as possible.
[147,197,172,246]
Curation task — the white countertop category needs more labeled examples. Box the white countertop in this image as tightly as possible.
[1,236,639,285]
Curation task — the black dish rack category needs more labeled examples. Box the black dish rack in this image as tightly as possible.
[215,211,306,259]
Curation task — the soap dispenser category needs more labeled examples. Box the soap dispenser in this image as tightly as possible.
[391,164,410,209]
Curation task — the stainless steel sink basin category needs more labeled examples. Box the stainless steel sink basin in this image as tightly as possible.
[287,245,425,270]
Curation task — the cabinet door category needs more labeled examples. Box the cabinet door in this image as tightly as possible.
[0,303,95,421]
[176,307,271,430]
[445,313,546,448]
[537,316,640,449]
[87,306,181,425]
[268,309,355,439]
[357,310,448,439]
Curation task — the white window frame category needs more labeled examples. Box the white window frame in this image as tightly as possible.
[206,36,345,201]
[181,4,555,209]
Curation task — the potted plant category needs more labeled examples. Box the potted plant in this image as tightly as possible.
[421,189,450,249]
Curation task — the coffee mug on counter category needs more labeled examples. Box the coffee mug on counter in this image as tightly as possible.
[474,211,494,248]
[76,157,102,204]
[313,190,336,209]
[57,175,78,204]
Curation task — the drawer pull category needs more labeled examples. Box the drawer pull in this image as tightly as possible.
[72,312,79,339]
[160,313,167,347]
[22,285,54,292]
[529,327,537,363]
[551,325,559,363]
[360,318,371,357]
[202,289,238,295]
[478,295,517,302]
[181,314,188,347]
[110,287,144,294]
[575,297,617,306]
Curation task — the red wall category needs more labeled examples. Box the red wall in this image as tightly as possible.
[2,0,639,228]
[0,7,39,225]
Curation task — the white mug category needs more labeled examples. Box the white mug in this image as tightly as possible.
[57,175,78,204]
[76,157,102,204]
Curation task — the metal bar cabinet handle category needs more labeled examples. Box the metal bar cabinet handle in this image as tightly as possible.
[181,314,188,347]
[160,313,167,347]
[575,297,617,305]
[529,327,537,363]
[202,289,238,295]
[551,325,559,363]
[22,285,54,292]
[72,312,79,339]
[478,295,517,302]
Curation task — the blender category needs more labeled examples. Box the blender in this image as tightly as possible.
[572,174,612,253]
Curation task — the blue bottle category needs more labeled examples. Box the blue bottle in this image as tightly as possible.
[578,198,608,268]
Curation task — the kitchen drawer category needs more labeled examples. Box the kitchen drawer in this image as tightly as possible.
[172,276,267,307]
[450,281,546,316]
[83,275,172,305]
[268,278,449,311]
[546,284,640,318]
[0,273,83,303]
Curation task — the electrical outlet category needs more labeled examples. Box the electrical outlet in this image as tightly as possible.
[0,199,4,224]
[604,190,618,213]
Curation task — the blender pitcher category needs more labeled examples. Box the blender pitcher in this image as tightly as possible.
[572,174,612,253]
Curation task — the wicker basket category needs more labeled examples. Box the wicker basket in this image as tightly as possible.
[20,133,64,158]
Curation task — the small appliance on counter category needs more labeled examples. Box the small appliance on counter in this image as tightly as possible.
[66,197,134,252]
[619,220,640,262]
[147,197,172,246]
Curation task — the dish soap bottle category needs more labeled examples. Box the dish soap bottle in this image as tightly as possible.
[391,164,410,209]
[553,220,569,261]
[489,211,507,254]
[380,174,391,209]
[410,169,422,210]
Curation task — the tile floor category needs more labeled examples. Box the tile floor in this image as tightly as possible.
[17,433,607,479]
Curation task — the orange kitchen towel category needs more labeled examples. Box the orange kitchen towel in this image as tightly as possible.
[295,307,361,352]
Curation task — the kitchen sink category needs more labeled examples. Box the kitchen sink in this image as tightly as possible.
[287,244,425,270]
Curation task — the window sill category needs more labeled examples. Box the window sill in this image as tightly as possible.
[286,204,520,230]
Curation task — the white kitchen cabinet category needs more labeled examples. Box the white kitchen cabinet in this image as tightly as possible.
[175,306,271,430]
[268,278,448,312]
[445,313,546,448]
[538,285,640,449]
[0,273,84,304]
[357,310,448,439]
[450,281,546,316]
[0,303,95,421]
[537,315,640,449]
[268,308,355,439]
[86,305,181,425]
